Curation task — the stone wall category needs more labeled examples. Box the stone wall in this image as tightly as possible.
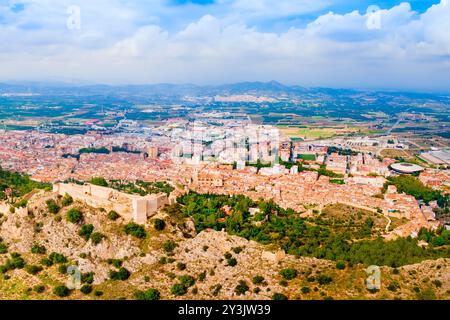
[53,183,168,224]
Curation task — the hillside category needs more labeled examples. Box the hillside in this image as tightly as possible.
[0,189,449,300]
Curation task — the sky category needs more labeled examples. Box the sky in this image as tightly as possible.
[0,0,449,92]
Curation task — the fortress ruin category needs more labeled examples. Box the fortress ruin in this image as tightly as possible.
[53,182,169,224]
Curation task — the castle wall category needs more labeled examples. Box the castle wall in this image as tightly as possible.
[53,183,169,224]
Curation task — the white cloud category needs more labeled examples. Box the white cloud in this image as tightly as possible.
[0,1,450,91]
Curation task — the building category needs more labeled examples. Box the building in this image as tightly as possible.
[390,163,424,174]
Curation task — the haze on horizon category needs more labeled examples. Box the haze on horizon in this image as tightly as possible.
[0,0,449,92]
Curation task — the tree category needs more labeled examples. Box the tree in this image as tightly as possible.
[66,208,83,224]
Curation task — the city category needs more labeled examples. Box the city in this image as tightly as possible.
[0,0,449,309]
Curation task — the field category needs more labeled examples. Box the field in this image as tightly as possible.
[278,126,362,140]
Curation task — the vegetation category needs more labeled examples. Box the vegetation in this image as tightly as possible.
[171,283,187,296]
[90,232,105,245]
[46,199,60,214]
[153,219,166,231]
[66,208,83,224]
[272,293,288,300]
[53,285,71,297]
[108,210,120,221]
[134,288,161,300]
[79,224,94,241]
[385,175,448,207]
[279,268,298,280]
[80,284,93,295]
[124,223,147,239]
[167,192,450,267]
[31,243,47,254]
[0,167,50,201]
[234,280,249,296]
[109,267,131,281]
[61,193,73,207]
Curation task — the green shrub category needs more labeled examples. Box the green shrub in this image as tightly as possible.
[272,293,288,300]
[81,272,95,284]
[176,262,186,271]
[53,285,70,297]
[107,259,123,268]
[171,283,187,296]
[224,252,232,259]
[80,284,93,295]
[432,279,442,288]
[25,265,43,275]
[108,210,120,221]
[31,243,46,255]
[66,208,83,224]
[79,224,94,241]
[135,288,161,300]
[46,199,60,214]
[234,280,249,296]
[163,240,177,253]
[90,232,105,245]
[153,219,166,231]
[58,265,68,274]
[94,290,103,297]
[33,285,46,293]
[0,243,7,254]
[317,275,333,285]
[124,223,147,239]
[252,275,265,285]
[227,258,237,267]
[279,268,298,280]
[301,286,311,294]
[198,271,207,282]
[336,261,346,270]
[387,281,400,292]
[232,247,243,254]
[109,267,130,281]
[179,275,196,288]
[61,193,73,207]
[48,252,67,265]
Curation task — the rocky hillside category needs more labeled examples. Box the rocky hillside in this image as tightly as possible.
[0,190,448,300]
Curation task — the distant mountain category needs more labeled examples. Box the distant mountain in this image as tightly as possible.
[0,81,446,99]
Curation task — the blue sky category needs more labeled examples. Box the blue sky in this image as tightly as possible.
[0,1,449,91]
